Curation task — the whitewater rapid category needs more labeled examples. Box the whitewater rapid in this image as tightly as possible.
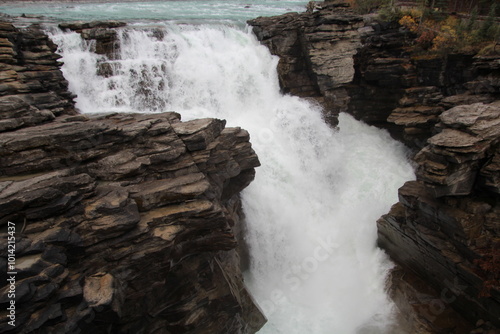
[49,24,415,333]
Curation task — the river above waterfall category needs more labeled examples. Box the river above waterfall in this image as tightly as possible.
[1,2,416,333]
[0,0,309,25]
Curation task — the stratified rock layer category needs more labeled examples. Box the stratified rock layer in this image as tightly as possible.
[351,35,499,150]
[377,102,500,332]
[0,22,265,334]
[58,21,126,58]
[249,5,499,149]
[248,1,364,125]
[0,21,76,133]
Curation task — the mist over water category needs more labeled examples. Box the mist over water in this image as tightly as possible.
[49,24,415,333]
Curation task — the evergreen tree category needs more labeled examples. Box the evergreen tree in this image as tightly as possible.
[479,3,497,39]
[466,6,478,32]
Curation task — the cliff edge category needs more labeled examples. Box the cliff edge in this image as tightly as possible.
[0,21,265,333]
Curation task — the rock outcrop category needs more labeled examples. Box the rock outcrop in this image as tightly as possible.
[0,21,76,132]
[378,102,500,332]
[248,0,365,125]
[249,2,499,332]
[350,32,499,150]
[58,21,126,58]
[248,4,499,149]
[0,22,265,334]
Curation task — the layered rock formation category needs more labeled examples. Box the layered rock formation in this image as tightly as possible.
[58,21,126,59]
[379,102,500,332]
[249,2,499,332]
[0,21,265,334]
[0,21,76,131]
[249,3,499,149]
[248,0,365,125]
[351,35,499,150]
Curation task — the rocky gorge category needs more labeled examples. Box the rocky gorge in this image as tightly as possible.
[248,1,499,333]
[0,0,498,333]
[0,21,264,333]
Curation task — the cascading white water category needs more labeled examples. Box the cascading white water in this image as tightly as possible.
[49,24,415,333]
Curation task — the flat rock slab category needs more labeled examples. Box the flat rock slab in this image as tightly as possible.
[439,103,500,141]
[127,173,210,211]
[428,128,482,148]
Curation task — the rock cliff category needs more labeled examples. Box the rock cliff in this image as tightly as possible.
[249,2,499,332]
[378,101,500,333]
[248,0,365,125]
[248,3,499,149]
[350,31,498,150]
[0,21,265,334]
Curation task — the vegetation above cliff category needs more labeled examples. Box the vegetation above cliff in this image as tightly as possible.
[350,0,500,55]
[397,6,499,54]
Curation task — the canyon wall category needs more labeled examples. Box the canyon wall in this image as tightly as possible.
[249,2,500,332]
[248,1,364,126]
[0,21,265,333]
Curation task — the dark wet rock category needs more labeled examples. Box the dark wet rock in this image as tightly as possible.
[378,102,500,330]
[0,21,264,334]
[248,2,364,125]
[58,21,126,58]
[249,4,499,149]
[0,21,75,133]
[415,103,500,197]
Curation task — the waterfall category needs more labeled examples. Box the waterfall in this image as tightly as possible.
[49,24,415,333]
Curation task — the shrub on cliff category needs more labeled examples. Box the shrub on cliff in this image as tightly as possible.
[396,4,500,54]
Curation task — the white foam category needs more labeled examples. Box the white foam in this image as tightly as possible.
[49,24,415,333]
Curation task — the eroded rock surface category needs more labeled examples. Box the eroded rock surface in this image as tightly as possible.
[58,21,126,58]
[352,35,499,150]
[249,4,500,150]
[0,21,75,133]
[0,21,265,334]
[378,104,500,332]
[248,0,364,125]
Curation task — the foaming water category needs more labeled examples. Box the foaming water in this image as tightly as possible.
[244,111,414,333]
[49,24,415,333]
